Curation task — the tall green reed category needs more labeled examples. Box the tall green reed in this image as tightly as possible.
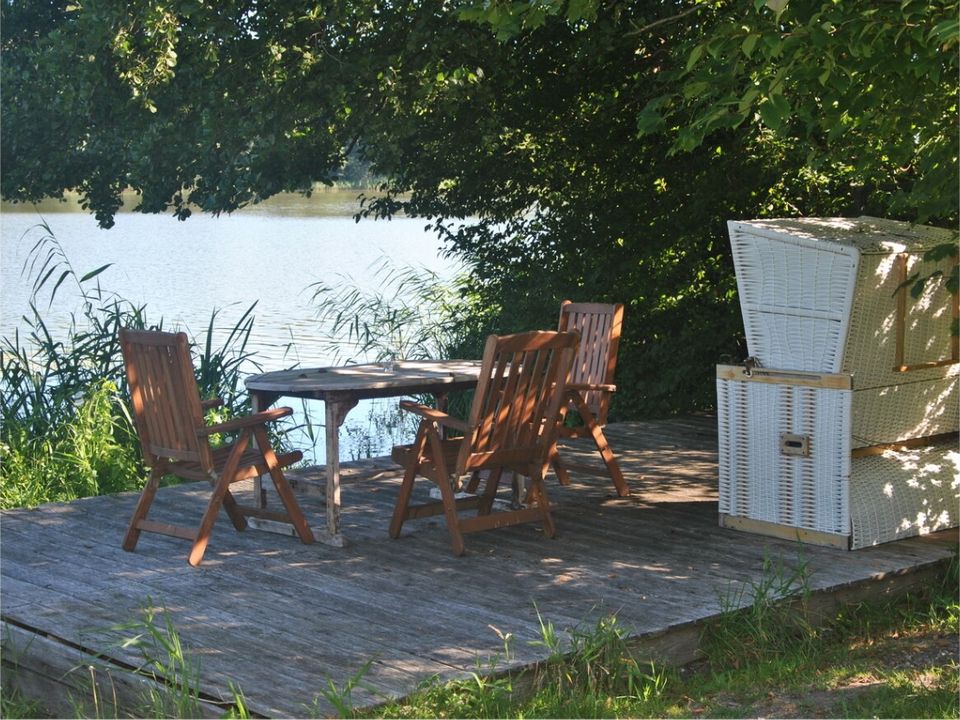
[308,257,475,364]
[0,220,261,508]
[308,256,481,426]
[703,551,815,670]
[68,603,250,719]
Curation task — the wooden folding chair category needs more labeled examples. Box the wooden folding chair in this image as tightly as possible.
[119,328,314,566]
[389,330,580,555]
[553,301,630,496]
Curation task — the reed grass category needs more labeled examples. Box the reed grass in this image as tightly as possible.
[308,256,482,423]
[0,221,264,509]
[308,256,476,365]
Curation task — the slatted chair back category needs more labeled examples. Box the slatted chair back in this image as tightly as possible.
[457,330,580,476]
[558,300,624,426]
[390,330,580,554]
[119,328,214,472]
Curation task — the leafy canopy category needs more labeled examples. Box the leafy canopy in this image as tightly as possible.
[2,0,957,415]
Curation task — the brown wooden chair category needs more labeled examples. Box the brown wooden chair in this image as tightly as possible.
[389,330,580,555]
[119,328,314,566]
[553,300,630,496]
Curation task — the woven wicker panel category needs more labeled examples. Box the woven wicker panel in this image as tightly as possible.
[728,217,956,380]
[741,310,847,372]
[729,220,859,372]
[843,251,957,388]
[717,376,851,535]
[850,441,960,548]
[851,375,960,448]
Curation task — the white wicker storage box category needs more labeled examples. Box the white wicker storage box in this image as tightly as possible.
[727,217,958,447]
[717,366,852,547]
[717,365,959,548]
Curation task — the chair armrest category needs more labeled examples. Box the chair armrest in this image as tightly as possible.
[399,401,469,433]
[200,397,224,410]
[197,407,294,436]
[568,382,617,394]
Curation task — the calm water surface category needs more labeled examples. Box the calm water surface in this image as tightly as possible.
[0,190,460,463]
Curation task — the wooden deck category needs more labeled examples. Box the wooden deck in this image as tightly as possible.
[1,415,955,717]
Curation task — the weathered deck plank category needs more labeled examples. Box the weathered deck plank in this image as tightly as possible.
[2,415,955,717]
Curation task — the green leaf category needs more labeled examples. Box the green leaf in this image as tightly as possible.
[770,93,792,123]
[79,264,113,282]
[929,18,959,47]
[765,0,789,18]
[636,97,668,135]
[911,272,940,299]
[757,102,778,129]
[741,34,759,58]
[686,43,705,72]
[566,0,596,23]
[682,81,711,99]
[49,269,72,307]
[738,87,760,114]
[923,242,959,263]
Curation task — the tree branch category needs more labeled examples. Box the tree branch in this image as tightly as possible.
[625,4,704,36]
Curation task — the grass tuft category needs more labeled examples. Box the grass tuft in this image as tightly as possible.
[703,551,816,671]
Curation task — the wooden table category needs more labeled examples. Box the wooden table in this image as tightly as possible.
[245,360,483,546]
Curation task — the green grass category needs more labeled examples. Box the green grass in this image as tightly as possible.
[367,553,958,719]
[0,685,43,719]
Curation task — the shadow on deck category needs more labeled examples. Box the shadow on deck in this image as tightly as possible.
[1,415,955,717]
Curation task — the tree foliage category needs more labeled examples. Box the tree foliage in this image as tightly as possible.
[642,0,959,225]
[2,0,389,225]
[457,0,959,224]
[2,0,957,416]
[355,0,958,413]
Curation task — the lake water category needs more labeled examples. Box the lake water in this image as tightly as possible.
[0,190,460,464]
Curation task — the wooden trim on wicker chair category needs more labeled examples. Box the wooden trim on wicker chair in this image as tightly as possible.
[851,432,959,458]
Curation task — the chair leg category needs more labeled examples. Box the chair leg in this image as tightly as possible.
[254,426,314,544]
[465,470,483,494]
[389,464,418,539]
[189,473,233,566]
[569,392,629,497]
[123,466,163,552]
[550,441,573,486]
[221,488,249,531]
[389,423,430,538]
[434,472,466,556]
[189,432,251,566]
[586,421,629,497]
[478,467,504,515]
[529,466,556,539]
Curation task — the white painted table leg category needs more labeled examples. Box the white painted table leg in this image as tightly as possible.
[318,399,355,547]
[324,401,344,546]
